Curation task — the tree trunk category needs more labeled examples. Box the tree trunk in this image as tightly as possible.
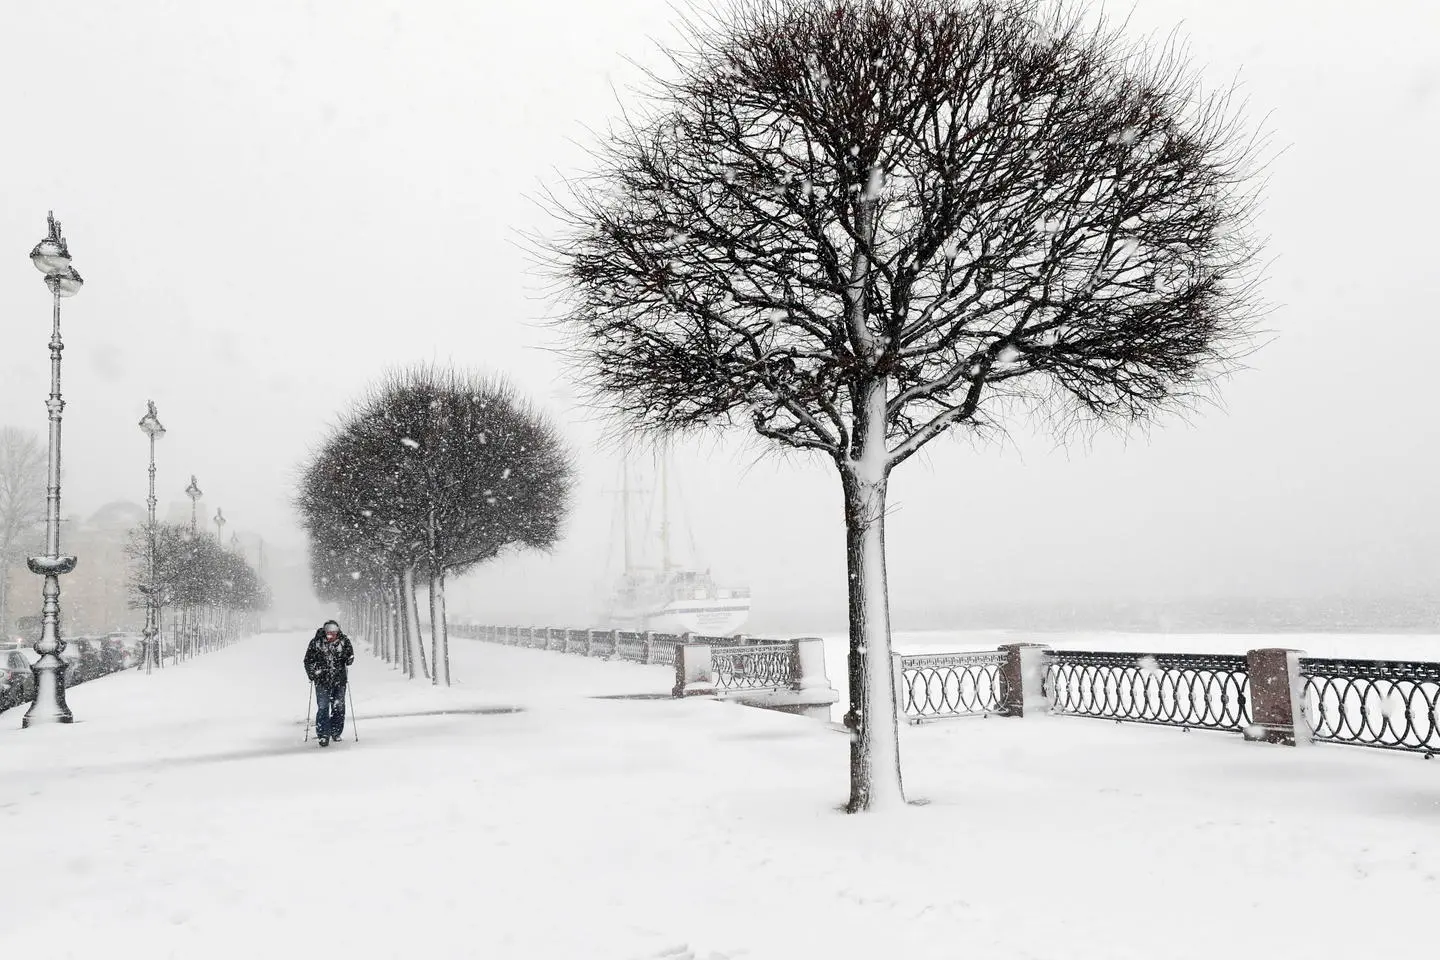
[0,563,10,637]
[402,565,429,680]
[385,591,397,666]
[428,570,450,686]
[840,380,905,813]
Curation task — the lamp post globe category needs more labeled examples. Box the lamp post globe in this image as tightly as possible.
[29,213,71,275]
[22,212,81,727]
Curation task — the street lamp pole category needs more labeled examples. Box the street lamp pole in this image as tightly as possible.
[213,507,225,543]
[23,212,83,728]
[186,476,202,535]
[139,402,165,675]
[184,476,202,657]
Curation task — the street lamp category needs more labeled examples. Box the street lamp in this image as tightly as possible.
[214,507,225,543]
[186,476,202,535]
[22,212,83,727]
[138,402,165,675]
[182,476,202,657]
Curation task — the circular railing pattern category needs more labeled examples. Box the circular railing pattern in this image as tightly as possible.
[1043,651,1251,731]
[898,652,1007,721]
[713,644,793,691]
[1301,658,1440,752]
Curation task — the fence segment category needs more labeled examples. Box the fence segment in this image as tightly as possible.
[896,651,1008,722]
[1043,650,1252,732]
[712,643,794,692]
[1300,657,1440,754]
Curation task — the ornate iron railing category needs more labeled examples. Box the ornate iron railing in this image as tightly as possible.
[712,643,794,692]
[898,651,1008,721]
[646,634,680,666]
[1300,657,1440,753]
[1044,651,1251,731]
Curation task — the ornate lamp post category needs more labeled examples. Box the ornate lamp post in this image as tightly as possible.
[138,402,165,675]
[22,212,83,727]
[183,476,202,655]
[213,507,225,543]
[186,476,202,534]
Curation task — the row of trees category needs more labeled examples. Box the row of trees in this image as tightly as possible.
[0,427,45,636]
[125,523,271,655]
[296,366,572,685]
[544,0,1265,811]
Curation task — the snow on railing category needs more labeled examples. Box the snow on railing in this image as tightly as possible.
[1300,657,1440,754]
[897,651,1009,722]
[1042,651,1252,732]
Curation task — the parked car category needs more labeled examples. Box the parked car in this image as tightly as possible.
[66,638,105,684]
[0,649,38,711]
[103,632,143,669]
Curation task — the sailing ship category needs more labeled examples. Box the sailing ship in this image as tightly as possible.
[599,455,751,636]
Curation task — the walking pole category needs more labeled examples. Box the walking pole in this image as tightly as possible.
[304,684,313,743]
[348,683,359,743]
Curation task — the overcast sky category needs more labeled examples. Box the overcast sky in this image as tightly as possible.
[0,0,1436,632]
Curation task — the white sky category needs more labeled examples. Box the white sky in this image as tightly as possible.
[0,1,1436,632]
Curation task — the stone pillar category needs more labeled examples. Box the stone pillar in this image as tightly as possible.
[640,630,654,663]
[672,641,717,698]
[1245,648,1311,746]
[999,643,1052,717]
[790,638,832,694]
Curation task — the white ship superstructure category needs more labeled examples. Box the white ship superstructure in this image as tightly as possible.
[599,455,751,636]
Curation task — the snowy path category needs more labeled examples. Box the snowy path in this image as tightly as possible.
[2,632,1438,959]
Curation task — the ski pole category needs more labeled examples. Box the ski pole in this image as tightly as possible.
[348,682,359,742]
[304,684,313,742]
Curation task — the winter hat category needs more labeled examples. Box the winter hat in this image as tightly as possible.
[323,620,341,633]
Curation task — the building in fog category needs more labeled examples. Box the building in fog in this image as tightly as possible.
[3,501,146,639]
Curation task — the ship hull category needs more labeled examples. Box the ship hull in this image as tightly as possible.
[606,596,752,637]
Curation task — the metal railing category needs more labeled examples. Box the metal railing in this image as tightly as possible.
[898,651,1008,721]
[455,624,756,668]
[1044,651,1252,732]
[713,643,794,692]
[1300,657,1440,754]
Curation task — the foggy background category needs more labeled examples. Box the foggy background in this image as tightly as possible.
[0,0,1436,635]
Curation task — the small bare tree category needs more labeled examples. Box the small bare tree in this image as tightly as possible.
[547,0,1265,811]
[0,427,45,637]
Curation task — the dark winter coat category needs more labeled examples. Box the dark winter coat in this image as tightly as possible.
[303,630,355,687]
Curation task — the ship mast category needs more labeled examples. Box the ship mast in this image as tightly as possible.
[659,453,671,573]
[621,457,633,574]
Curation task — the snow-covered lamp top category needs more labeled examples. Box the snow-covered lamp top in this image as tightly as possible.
[30,212,82,297]
[138,401,166,439]
[29,212,71,275]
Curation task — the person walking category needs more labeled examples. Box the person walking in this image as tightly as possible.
[304,620,355,747]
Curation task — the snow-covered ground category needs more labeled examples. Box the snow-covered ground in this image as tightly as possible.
[3,631,1438,959]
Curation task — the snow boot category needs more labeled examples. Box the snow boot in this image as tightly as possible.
[318,736,329,747]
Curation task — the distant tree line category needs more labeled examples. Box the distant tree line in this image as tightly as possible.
[125,522,271,654]
[295,366,572,685]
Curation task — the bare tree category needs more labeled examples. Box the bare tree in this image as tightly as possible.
[0,427,45,637]
[546,0,1265,811]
